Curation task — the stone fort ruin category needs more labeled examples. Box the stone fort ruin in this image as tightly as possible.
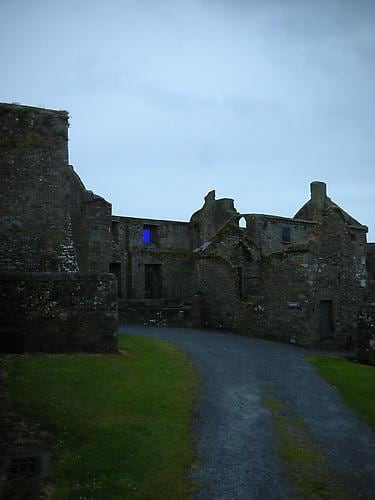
[1,103,374,355]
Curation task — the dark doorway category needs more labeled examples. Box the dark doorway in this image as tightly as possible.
[109,263,122,297]
[145,264,162,298]
[319,300,334,339]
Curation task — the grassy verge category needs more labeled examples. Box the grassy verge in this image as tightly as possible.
[305,355,375,431]
[6,335,198,499]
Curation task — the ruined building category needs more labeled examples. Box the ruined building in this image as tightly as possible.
[114,183,369,350]
[0,103,117,352]
[1,103,374,354]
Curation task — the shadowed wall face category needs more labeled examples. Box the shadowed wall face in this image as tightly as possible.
[0,273,118,353]
[0,103,75,272]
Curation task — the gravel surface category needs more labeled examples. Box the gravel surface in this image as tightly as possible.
[119,325,375,499]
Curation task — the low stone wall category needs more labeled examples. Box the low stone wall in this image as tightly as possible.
[357,304,375,365]
[122,300,191,327]
[0,272,118,353]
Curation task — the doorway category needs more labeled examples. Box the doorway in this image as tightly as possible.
[319,300,334,339]
[145,264,162,298]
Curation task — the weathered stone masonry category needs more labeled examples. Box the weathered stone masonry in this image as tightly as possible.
[0,103,117,352]
[109,216,193,325]
[191,183,369,350]
[357,243,375,363]
[1,102,373,354]
[0,273,117,353]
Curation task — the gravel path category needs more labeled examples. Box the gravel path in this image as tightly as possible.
[119,325,375,499]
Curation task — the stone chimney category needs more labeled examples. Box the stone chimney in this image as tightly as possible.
[310,181,327,210]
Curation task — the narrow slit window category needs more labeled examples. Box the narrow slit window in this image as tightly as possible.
[109,262,122,298]
[111,221,119,242]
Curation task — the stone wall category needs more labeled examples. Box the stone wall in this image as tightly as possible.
[245,214,316,253]
[0,103,76,272]
[0,273,118,353]
[193,222,259,329]
[194,256,240,329]
[124,302,191,327]
[309,208,366,348]
[367,243,375,300]
[0,103,113,275]
[110,216,193,309]
[0,103,117,353]
[195,204,369,349]
[85,193,113,273]
[190,190,239,248]
[238,248,313,346]
[239,208,367,348]
[357,304,375,365]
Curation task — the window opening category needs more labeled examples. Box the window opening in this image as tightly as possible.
[109,262,122,297]
[143,225,158,244]
[282,226,291,244]
[111,221,119,242]
[143,228,151,243]
[145,264,162,298]
[239,217,247,228]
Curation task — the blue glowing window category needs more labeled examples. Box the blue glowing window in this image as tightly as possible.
[143,229,151,243]
[143,224,158,244]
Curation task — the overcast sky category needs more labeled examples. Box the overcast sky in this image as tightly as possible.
[1,0,374,239]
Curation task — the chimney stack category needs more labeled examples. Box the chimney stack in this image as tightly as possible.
[310,181,327,210]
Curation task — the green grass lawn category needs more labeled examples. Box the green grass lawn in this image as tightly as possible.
[6,335,198,499]
[306,355,375,431]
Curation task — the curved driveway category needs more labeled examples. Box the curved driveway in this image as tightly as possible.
[119,325,375,499]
